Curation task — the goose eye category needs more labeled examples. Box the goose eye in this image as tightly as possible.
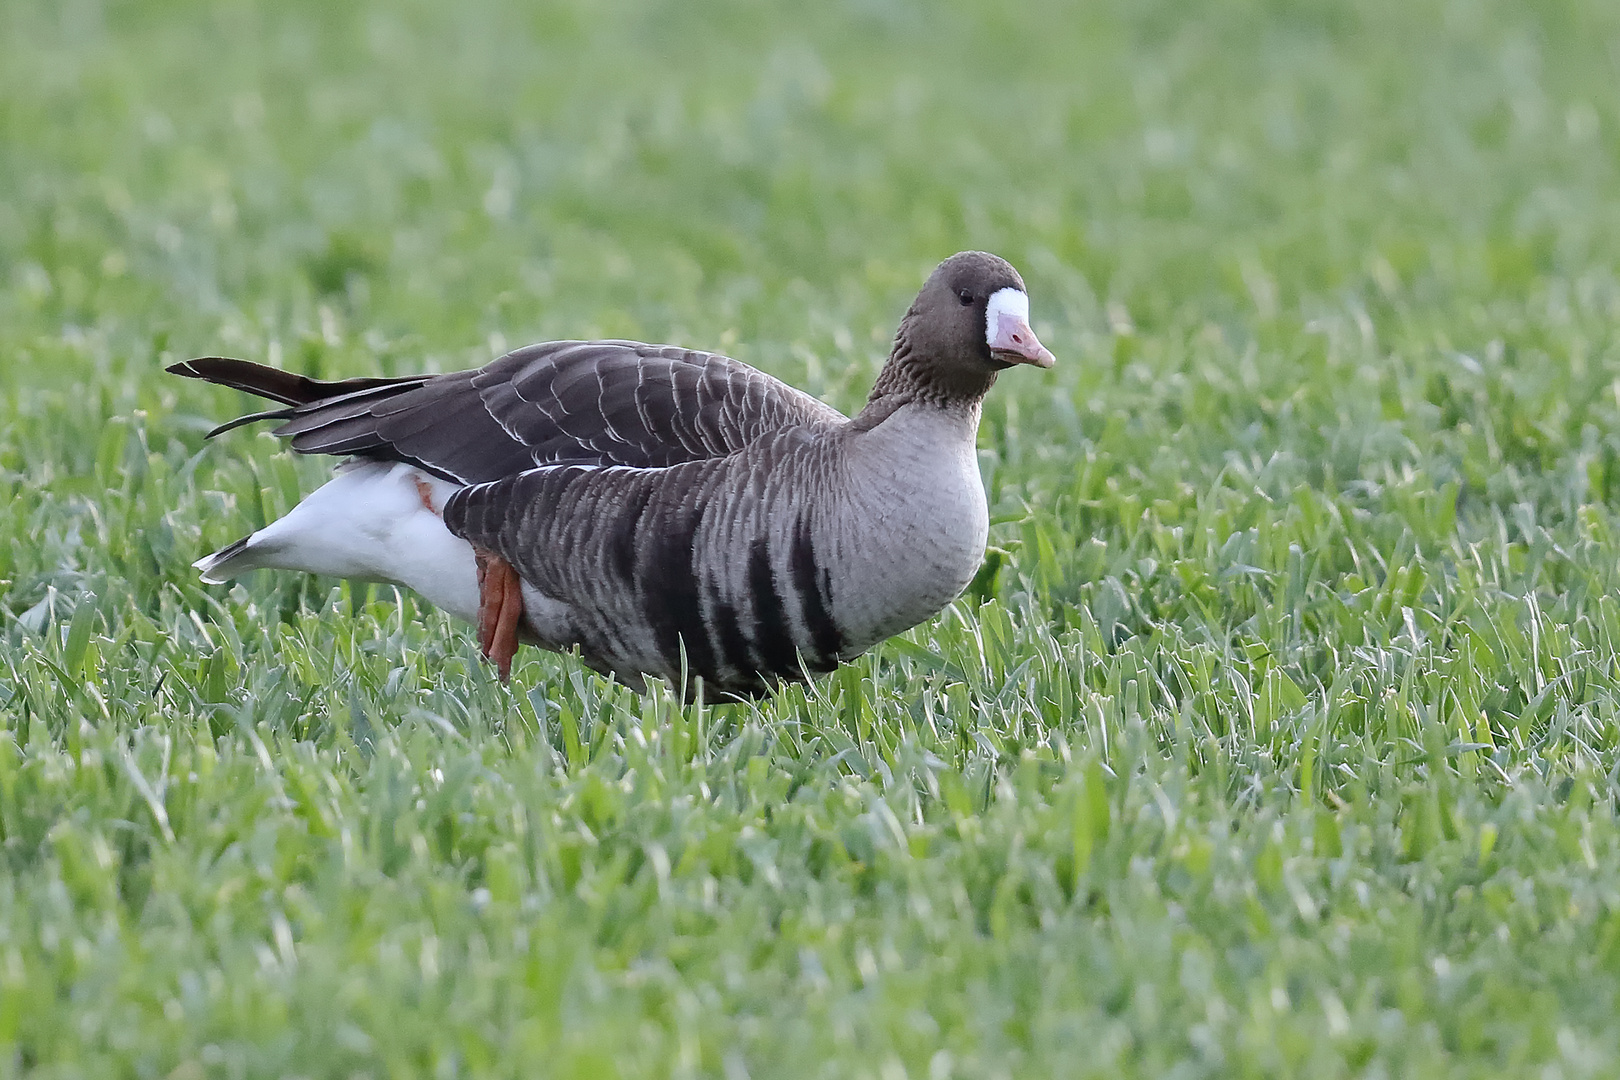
[957,291,974,306]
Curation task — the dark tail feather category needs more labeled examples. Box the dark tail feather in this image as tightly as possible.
[207,408,296,438]
[167,357,423,406]
[168,357,429,438]
[193,534,253,583]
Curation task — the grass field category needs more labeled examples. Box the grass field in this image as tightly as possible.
[5,0,1620,1075]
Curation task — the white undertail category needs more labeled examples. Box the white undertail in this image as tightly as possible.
[193,463,481,623]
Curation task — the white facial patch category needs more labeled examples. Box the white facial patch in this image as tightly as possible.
[985,287,1029,346]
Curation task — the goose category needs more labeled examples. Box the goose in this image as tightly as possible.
[171,251,1055,697]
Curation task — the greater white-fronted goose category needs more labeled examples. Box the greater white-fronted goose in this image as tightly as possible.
[171,251,1055,697]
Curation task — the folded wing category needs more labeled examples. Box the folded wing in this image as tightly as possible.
[170,340,846,483]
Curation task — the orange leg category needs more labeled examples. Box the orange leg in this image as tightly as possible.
[491,560,523,684]
[474,548,523,684]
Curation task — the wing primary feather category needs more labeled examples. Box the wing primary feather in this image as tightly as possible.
[177,341,848,490]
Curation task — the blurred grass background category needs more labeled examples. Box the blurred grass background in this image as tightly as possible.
[5,0,1620,1076]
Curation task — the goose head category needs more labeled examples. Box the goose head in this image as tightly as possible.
[868,251,1055,407]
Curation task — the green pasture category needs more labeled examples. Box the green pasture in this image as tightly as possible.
[4,0,1620,1075]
